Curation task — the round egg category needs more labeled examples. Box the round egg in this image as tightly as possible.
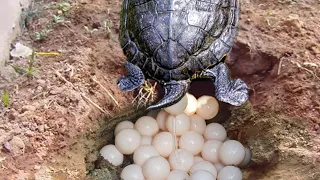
[190,161,217,178]
[217,166,242,180]
[115,129,141,155]
[204,123,227,141]
[214,163,225,172]
[164,94,188,115]
[120,164,144,180]
[167,170,189,180]
[166,113,191,136]
[135,116,159,136]
[183,93,197,116]
[152,132,175,158]
[142,156,170,180]
[190,114,207,135]
[168,149,194,172]
[99,145,123,166]
[201,140,223,164]
[218,140,245,166]
[196,96,219,120]
[179,131,204,155]
[114,121,134,136]
[133,145,160,166]
[189,170,215,180]
[194,156,204,163]
[239,147,252,168]
[140,136,153,146]
[156,110,169,131]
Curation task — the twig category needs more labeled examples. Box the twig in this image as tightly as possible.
[91,76,119,107]
[53,68,75,88]
[81,93,109,114]
[277,58,283,75]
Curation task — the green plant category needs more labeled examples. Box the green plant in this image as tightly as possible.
[52,14,65,23]
[33,28,52,41]
[1,90,9,107]
[57,2,71,13]
[12,51,39,78]
[102,19,118,43]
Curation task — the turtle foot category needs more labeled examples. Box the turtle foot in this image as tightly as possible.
[147,80,190,110]
[117,61,145,91]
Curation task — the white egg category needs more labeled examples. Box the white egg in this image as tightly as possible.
[166,113,191,136]
[204,123,227,141]
[214,163,225,172]
[167,169,189,180]
[115,129,141,155]
[194,156,204,163]
[218,140,245,166]
[164,94,188,115]
[147,109,160,119]
[135,116,159,136]
[140,136,153,146]
[133,145,160,166]
[190,114,206,135]
[183,93,197,116]
[201,140,223,164]
[142,156,170,180]
[239,147,252,168]
[114,121,134,136]
[217,166,242,180]
[189,170,216,180]
[190,161,217,178]
[152,132,175,158]
[156,110,169,131]
[196,96,219,120]
[179,131,204,155]
[99,145,124,166]
[168,149,194,172]
[121,164,145,180]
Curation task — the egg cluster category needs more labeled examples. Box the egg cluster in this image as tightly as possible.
[100,93,251,180]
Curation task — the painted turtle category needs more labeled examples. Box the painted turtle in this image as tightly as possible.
[117,0,248,110]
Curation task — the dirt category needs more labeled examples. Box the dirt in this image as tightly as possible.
[0,0,319,179]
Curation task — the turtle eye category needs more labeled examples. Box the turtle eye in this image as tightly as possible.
[183,68,189,75]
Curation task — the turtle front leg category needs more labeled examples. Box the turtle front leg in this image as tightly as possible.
[201,63,249,106]
[117,61,145,91]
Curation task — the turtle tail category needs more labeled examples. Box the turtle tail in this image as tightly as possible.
[147,80,190,110]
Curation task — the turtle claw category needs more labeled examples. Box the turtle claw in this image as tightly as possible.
[117,61,145,91]
[147,80,190,110]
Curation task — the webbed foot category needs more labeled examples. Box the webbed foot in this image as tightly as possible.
[117,61,145,91]
[201,63,248,106]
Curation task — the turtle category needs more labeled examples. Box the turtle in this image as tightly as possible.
[117,0,248,110]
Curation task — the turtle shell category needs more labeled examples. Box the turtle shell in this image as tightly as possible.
[119,0,239,82]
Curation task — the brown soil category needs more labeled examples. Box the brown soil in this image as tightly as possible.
[0,0,319,179]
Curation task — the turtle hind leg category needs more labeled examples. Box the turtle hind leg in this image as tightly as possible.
[201,63,248,106]
[147,80,190,110]
[117,61,145,91]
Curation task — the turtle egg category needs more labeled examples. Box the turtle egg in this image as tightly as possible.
[114,121,134,136]
[166,113,191,136]
[196,95,219,120]
[167,169,189,180]
[217,166,242,180]
[190,114,206,135]
[239,147,252,168]
[201,140,223,164]
[156,110,169,131]
[194,156,204,163]
[164,94,188,115]
[142,156,170,180]
[214,163,225,172]
[133,145,160,166]
[147,109,160,119]
[152,132,175,158]
[219,140,245,166]
[99,145,123,166]
[115,129,141,155]
[179,131,204,155]
[183,93,197,116]
[190,161,217,178]
[121,164,144,180]
[140,136,153,146]
[204,123,227,141]
[168,149,194,172]
[135,116,159,136]
[189,170,216,180]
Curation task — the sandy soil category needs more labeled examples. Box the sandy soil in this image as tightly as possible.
[0,0,319,179]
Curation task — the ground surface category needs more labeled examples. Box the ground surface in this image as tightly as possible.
[0,0,319,179]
